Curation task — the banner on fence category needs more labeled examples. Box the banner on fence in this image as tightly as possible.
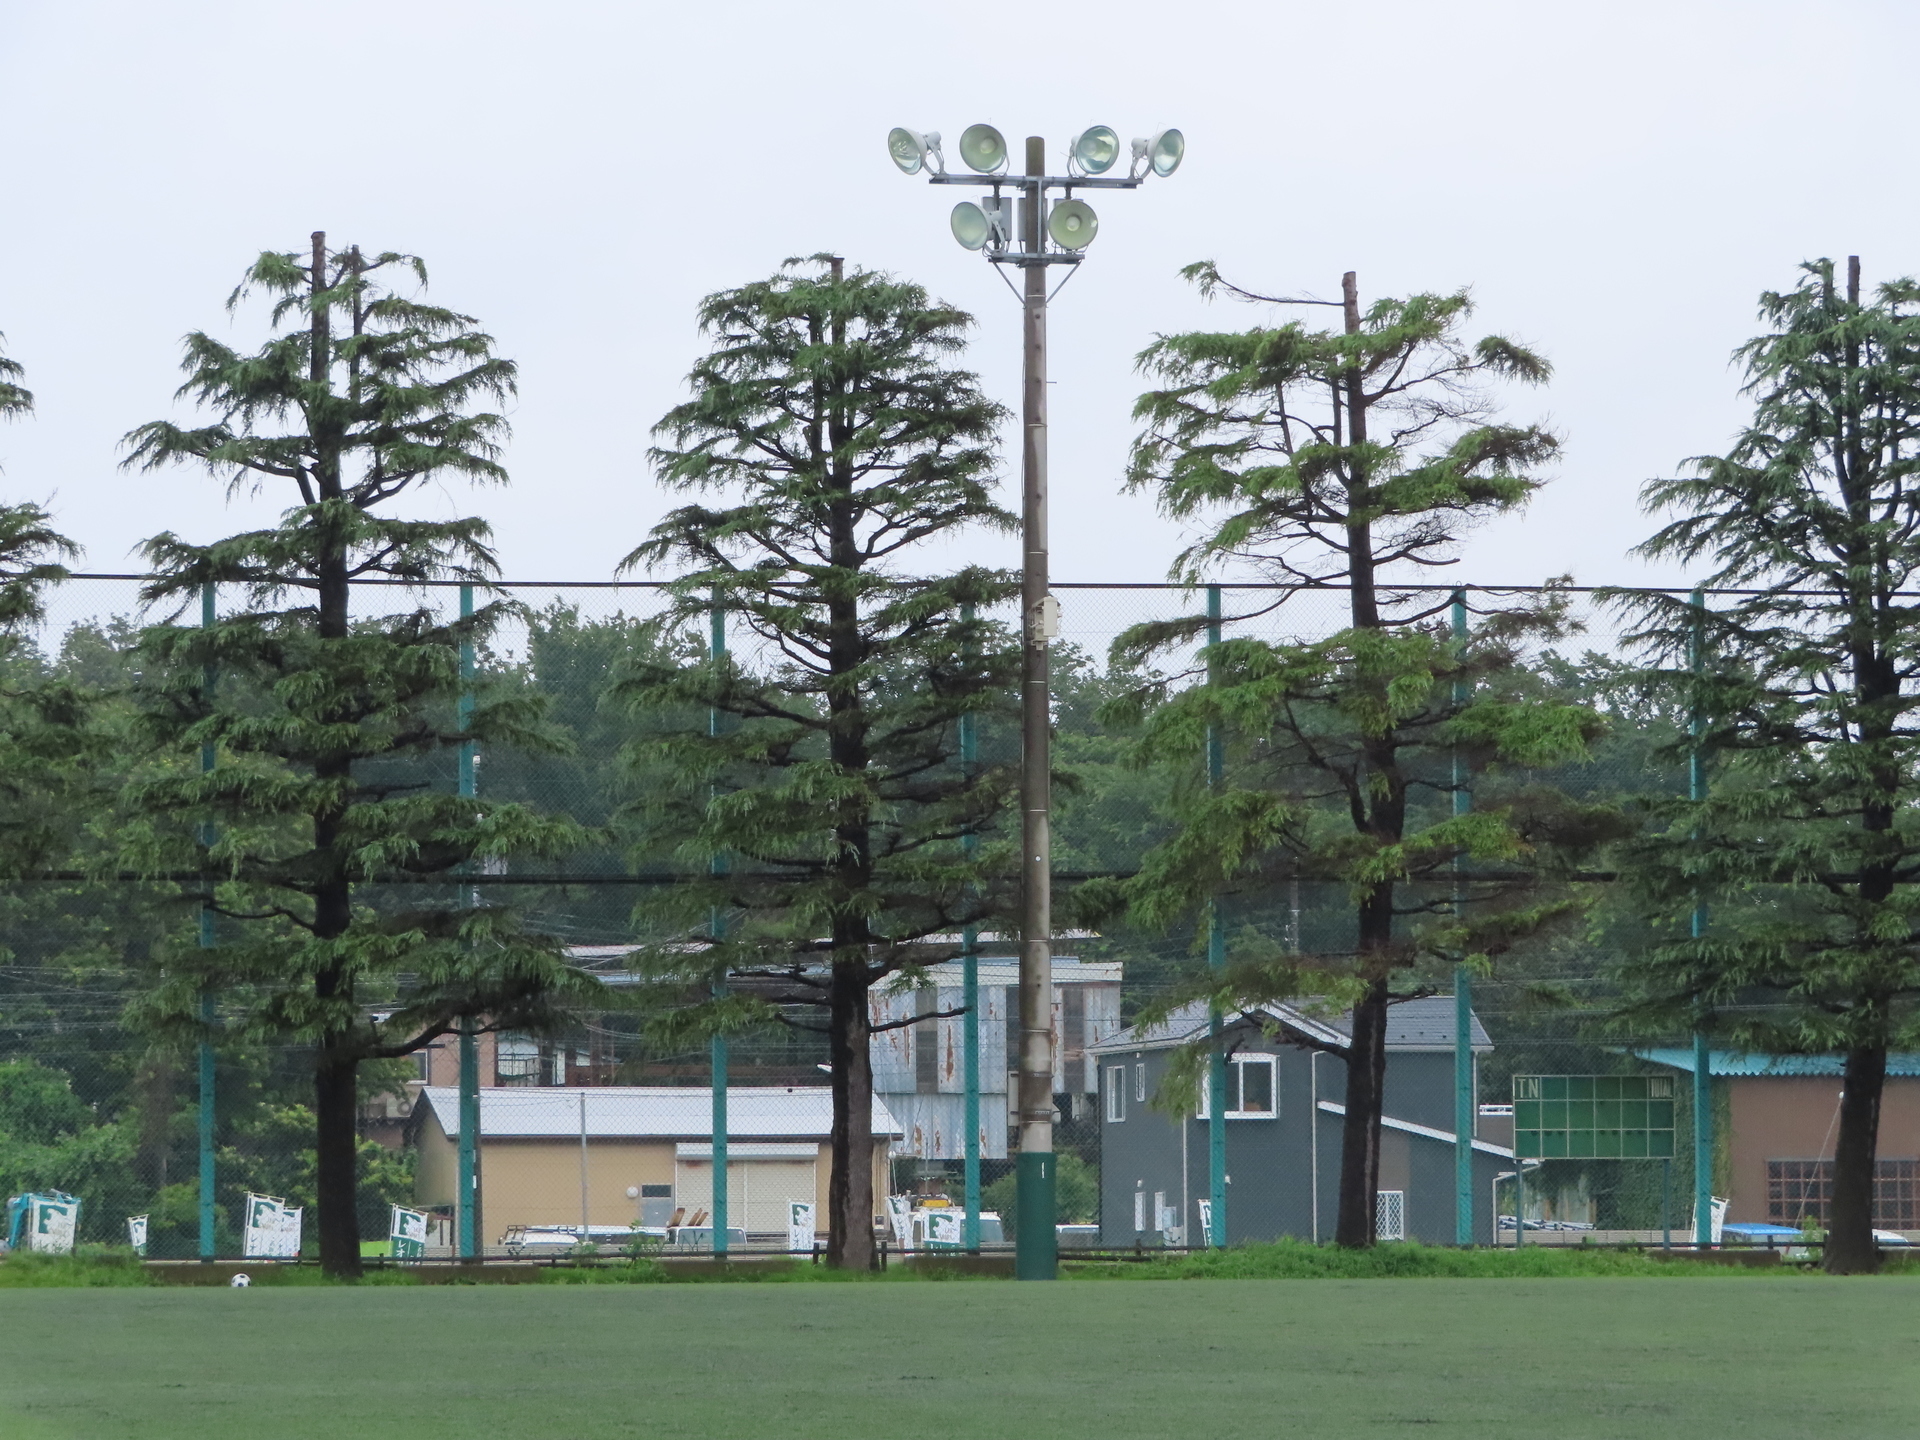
[7,1192,80,1255]
[886,1195,913,1251]
[786,1201,816,1254]
[242,1194,302,1259]
[1194,1198,1213,1248]
[925,1209,963,1250]
[127,1214,148,1256]
[390,1206,428,1260]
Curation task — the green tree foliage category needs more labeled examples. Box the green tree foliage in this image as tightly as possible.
[0,335,94,878]
[611,256,1018,1269]
[1616,257,1920,1274]
[119,235,591,1275]
[1097,267,1610,1247]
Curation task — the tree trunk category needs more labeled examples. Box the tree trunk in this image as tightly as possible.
[313,1032,362,1276]
[1335,975,1390,1247]
[1825,1042,1886,1274]
[825,960,875,1269]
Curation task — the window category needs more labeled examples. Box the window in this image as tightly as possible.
[1135,1062,1146,1103]
[1768,1158,1919,1228]
[1133,1189,1146,1232]
[1197,1054,1279,1119]
[495,1034,540,1086]
[1376,1190,1406,1241]
[1105,1066,1127,1122]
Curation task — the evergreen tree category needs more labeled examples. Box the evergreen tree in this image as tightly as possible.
[121,235,589,1276]
[0,335,90,877]
[1098,267,1608,1247]
[612,255,1017,1269]
[1618,256,1920,1274]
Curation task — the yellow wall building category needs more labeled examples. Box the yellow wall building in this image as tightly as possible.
[411,1086,900,1245]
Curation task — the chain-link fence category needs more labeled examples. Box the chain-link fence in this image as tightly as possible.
[0,574,1788,1261]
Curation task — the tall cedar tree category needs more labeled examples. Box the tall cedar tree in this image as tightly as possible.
[122,236,589,1276]
[1618,258,1920,1274]
[0,336,91,876]
[613,257,1017,1270]
[1101,268,1606,1247]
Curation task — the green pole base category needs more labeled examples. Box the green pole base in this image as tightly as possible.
[1015,1151,1057,1281]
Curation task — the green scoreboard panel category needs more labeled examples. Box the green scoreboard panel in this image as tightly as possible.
[1511,1075,1676,1159]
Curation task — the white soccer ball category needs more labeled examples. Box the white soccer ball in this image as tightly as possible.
[229,1273,251,1288]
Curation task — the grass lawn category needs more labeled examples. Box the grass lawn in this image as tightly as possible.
[1,1279,1915,1439]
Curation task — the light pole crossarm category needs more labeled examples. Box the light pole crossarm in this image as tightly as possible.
[926,174,1144,190]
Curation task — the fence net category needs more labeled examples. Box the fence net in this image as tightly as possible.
[0,575,1792,1258]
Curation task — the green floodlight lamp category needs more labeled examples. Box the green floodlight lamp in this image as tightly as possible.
[958,123,1008,175]
[1068,126,1120,175]
[889,127,944,176]
[1047,198,1098,250]
[951,201,992,250]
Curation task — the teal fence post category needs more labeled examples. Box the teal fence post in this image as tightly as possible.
[960,604,981,1252]
[456,582,479,1259]
[197,580,217,1261]
[1689,587,1714,1247]
[1206,584,1227,1248]
[1451,589,1474,1246]
[709,597,729,1257]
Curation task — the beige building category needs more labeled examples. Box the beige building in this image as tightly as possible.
[411,1086,901,1244]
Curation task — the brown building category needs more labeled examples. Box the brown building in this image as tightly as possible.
[1643,1049,1920,1233]
[410,1085,901,1247]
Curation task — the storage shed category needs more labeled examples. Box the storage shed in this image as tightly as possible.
[411,1086,901,1243]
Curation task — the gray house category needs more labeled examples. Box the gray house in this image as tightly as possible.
[1090,995,1515,1246]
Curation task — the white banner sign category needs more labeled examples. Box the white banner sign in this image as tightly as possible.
[390,1206,428,1260]
[28,1194,79,1255]
[1194,1198,1213,1248]
[886,1195,914,1250]
[926,1210,962,1249]
[242,1194,302,1259]
[786,1200,816,1254]
[127,1214,149,1256]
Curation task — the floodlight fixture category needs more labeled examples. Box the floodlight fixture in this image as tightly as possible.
[1141,128,1184,177]
[951,201,992,250]
[1047,198,1098,250]
[888,127,943,176]
[958,123,1009,175]
[1067,126,1120,175]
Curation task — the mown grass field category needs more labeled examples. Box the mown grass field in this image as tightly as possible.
[1,1277,1916,1439]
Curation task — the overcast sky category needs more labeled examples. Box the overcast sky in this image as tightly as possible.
[5,0,1916,595]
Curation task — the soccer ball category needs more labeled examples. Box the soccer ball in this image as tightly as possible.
[229,1273,251,1288]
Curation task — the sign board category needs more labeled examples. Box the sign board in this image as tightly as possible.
[242,1194,302,1259]
[885,1195,914,1251]
[7,1193,80,1255]
[1512,1074,1676,1159]
[786,1201,816,1254]
[389,1206,428,1260]
[1194,1197,1213,1248]
[924,1210,963,1250]
[127,1214,149,1256]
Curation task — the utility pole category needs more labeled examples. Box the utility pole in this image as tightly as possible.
[197,580,217,1261]
[1206,584,1227,1248]
[1015,134,1057,1282]
[1451,589,1474,1246]
[889,118,1182,1280]
[456,582,480,1260]
[1689,587,1713,1247]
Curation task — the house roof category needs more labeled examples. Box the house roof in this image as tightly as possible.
[1315,1100,1516,1159]
[1634,1049,1920,1078]
[1090,995,1491,1058]
[413,1086,902,1141]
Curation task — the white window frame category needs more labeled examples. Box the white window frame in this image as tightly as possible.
[1196,1054,1279,1119]
[1135,1061,1146,1103]
[1105,1065,1127,1123]
[1133,1189,1146,1232]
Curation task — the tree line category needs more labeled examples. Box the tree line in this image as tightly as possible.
[1,239,1916,1276]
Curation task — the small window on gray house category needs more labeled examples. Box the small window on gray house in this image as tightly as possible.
[1197,1054,1279,1119]
[1135,1062,1146,1103]
[1105,1066,1127,1123]
[1133,1189,1146,1232]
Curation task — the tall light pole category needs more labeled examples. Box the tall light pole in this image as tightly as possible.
[888,121,1184,1279]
